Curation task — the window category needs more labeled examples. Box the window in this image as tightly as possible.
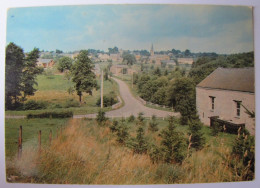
[234,101,241,117]
[209,96,215,110]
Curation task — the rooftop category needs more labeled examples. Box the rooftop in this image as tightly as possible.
[197,67,254,93]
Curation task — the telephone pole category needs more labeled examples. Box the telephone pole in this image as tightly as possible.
[101,70,104,108]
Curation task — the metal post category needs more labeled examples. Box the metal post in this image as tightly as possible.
[18,126,22,159]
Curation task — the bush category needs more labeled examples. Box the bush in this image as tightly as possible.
[96,92,118,107]
[148,144,162,163]
[188,119,205,150]
[148,115,159,132]
[27,111,73,118]
[115,119,129,144]
[211,121,222,136]
[127,115,135,122]
[160,116,187,163]
[231,134,255,180]
[63,99,80,108]
[23,100,47,110]
[109,120,119,132]
[96,110,107,126]
[155,164,184,184]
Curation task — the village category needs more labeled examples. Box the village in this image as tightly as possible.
[4,4,256,186]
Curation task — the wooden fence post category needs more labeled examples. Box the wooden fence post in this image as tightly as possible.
[49,130,52,144]
[38,130,41,153]
[56,127,59,138]
[18,126,22,159]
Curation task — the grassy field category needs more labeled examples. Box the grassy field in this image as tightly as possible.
[5,117,241,184]
[5,73,120,116]
[5,118,69,158]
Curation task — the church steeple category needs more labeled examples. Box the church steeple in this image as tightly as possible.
[150,43,154,56]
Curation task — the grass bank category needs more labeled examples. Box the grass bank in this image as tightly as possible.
[5,117,241,184]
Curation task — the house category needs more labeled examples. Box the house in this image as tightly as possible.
[98,53,110,62]
[36,59,55,68]
[196,67,255,134]
[177,58,194,65]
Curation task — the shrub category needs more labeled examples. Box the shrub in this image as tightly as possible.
[96,93,118,107]
[109,120,119,132]
[23,100,47,110]
[132,127,148,154]
[231,133,255,180]
[127,115,135,122]
[148,115,159,132]
[160,116,187,163]
[155,164,184,184]
[63,99,80,108]
[211,121,222,136]
[148,144,162,163]
[137,112,145,126]
[96,110,107,126]
[188,119,205,150]
[27,111,73,118]
[115,119,129,144]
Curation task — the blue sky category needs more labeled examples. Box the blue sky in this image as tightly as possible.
[6,5,254,54]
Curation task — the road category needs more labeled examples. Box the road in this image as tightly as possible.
[74,77,179,119]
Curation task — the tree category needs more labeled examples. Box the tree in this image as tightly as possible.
[160,116,187,163]
[71,50,97,102]
[122,52,136,65]
[57,56,73,72]
[149,115,159,132]
[188,119,205,150]
[167,77,196,125]
[108,46,119,54]
[133,126,148,154]
[5,43,25,109]
[22,48,43,100]
[56,49,63,54]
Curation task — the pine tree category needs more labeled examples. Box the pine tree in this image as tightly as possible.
[149,115,159,132]
[116,119,129,144]
[71,50,97,102]
[133,126,148,154]
[160,116,187,163]
[188,119,205,150]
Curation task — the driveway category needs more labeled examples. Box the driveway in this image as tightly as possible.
[74,77,180,119]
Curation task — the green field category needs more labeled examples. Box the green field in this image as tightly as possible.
[5,73,120,116]
[5,118,70,158]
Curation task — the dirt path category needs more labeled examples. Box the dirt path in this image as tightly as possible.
[74,77,179,119]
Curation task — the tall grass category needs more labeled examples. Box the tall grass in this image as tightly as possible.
[6,118,248,184]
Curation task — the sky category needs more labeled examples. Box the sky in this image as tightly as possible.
[6,4,254,54]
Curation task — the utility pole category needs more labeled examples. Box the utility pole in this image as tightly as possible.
[132,72,134,88]
[101,70,104,108]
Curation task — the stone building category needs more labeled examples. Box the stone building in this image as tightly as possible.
[36,59,55,68]
[196,67,255,134]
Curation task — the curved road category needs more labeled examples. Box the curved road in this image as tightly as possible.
[74,77,180,119]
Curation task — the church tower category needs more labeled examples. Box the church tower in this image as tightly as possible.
[150,44,154,56]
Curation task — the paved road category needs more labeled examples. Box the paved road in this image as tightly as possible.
[74,77,180,119]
